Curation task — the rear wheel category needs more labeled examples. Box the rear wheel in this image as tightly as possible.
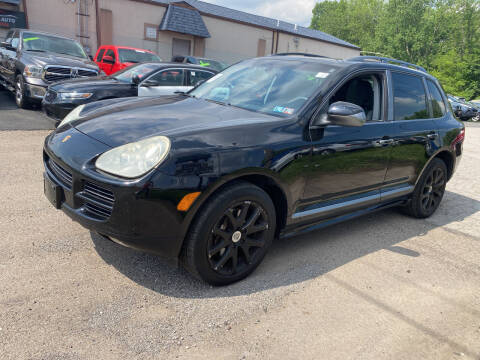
[403,158,447,218]
[15,75,31,109]
[182,182,276,285]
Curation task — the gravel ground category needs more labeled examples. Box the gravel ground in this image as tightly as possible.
[0,124,479,360]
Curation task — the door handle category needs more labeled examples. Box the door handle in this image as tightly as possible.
[427,132,438,140]
[375,138,394,146]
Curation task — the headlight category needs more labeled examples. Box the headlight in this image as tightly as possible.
[95,136,171,178]
[23,65,43,78]
[58,104,86,128]
[58,92,93,100]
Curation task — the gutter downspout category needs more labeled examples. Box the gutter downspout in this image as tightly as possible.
[22,0,28,28]
[95,0,101,50]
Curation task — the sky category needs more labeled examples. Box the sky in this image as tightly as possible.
[203,0,319,27]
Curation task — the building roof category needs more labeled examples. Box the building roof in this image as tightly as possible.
[160,4,211,38]
[151,0,360,50]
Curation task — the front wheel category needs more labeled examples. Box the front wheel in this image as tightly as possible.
[15,75,31,109]
[403,158,447,218]
[182,182,276,285]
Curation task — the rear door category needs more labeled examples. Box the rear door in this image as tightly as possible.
[138,68,188,96]
[383,71,440,191]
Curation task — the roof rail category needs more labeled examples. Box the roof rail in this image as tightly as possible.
[349,56,427,73]
[272,52,330,59]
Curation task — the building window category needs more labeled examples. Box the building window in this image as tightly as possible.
[144,23,158,41]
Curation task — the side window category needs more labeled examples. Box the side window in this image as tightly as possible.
[328,73,384,121]
[11,33,19,49]
[104,49,116,62]
[189,70,214,86]
[149,69,185,86]
[96,48,105,62]
[426,80,446,118]
[392,72,429,120]
[5,31,13,44]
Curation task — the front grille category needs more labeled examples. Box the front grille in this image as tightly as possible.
[48,158,73,189]
[44,66,98,83]
[44,89,57,102]
[81,181,115,220]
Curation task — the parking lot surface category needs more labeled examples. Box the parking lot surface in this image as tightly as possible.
[0,88,55,131]
[0,116,479,358]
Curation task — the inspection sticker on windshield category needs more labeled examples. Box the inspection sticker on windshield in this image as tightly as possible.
[315,72,330,79]
[273,106,294,115]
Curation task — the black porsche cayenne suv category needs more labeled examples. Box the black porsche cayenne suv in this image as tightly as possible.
[43,54,465,285]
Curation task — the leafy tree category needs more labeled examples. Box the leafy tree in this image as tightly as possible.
[310,0,480,99]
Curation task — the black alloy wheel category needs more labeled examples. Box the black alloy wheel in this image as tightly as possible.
[182,181,276,285]
[207,200,269,276]
[404,158,447,218]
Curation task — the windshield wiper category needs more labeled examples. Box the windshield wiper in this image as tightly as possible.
[204,98,229,106]
[25,49,46,52]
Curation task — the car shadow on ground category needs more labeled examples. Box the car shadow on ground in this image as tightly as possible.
[91,190,480,298]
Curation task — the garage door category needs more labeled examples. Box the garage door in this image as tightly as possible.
[172,38,191,57]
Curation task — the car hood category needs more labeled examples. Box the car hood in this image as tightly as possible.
[23,51,99,70]
[50,76,127,92]
[73,96,276,148]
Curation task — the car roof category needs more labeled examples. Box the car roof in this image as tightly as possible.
[101,45,157,53]
[13,28,78,42]
[134,62,218,72]
[265,54,437,81]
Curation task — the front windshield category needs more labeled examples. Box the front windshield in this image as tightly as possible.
[190,58,340,116]
[118,48,161,63]
[113,63,160,83]
[22,32,87,59]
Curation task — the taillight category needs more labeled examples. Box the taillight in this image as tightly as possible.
[451,128,465,150]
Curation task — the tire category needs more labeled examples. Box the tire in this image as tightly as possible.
[403,158,447,218]
[15,75,31,109]
[181,181,276,286]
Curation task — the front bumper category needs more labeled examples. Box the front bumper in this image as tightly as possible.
[42,90,91,120]
[43,128,187,258]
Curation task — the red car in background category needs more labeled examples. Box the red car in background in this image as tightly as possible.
[94,45,162,75]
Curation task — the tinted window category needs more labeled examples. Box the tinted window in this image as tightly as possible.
[427,80,446,118]
[118,49,161,63]
[11,32,19,49]
[149,69,185,86]
[105,49,116,61]
[188,70,215,86]
[392,73,429,120]
[96,49,105,62]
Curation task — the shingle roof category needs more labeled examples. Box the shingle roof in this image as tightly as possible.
[151,0,360,50]
[160,4,211,38]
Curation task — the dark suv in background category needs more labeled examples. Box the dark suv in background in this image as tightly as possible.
[43,54,465,285]
[0,29,99,108]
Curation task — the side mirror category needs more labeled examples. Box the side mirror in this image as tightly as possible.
[1,41,15,51]
[102,55,115,64]
[141,78,160,87]
[314,101,366,127]
[132,75,141,85]
[89,55,94,61]
[0,41,7,48]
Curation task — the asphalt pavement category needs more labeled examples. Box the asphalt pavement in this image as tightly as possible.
[0,87,55,131]
[0,107,479,359]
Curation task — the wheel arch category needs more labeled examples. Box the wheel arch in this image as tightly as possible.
[178,171,290,251]
[415,149,455,186]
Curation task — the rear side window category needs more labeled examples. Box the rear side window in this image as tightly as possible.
[188,70,215,86]
[96,48,105,62]
[426,80,446,118]
[392,72,429,120]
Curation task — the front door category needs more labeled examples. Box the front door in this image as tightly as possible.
[297,71,393,221]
